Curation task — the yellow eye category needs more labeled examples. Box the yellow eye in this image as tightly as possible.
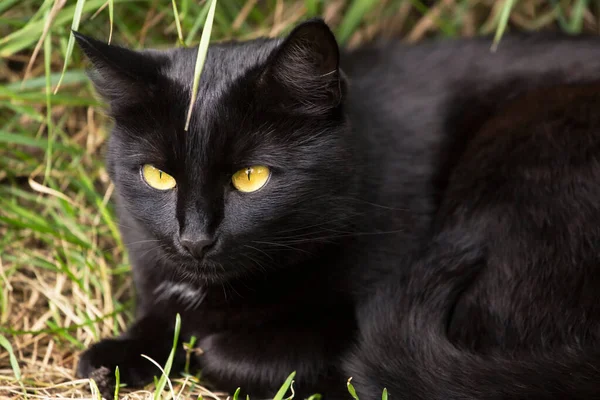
[231,165,271,193]
[141,164,176,190]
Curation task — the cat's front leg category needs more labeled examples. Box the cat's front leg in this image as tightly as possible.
[77,313,186,397]
[195,326,352,399]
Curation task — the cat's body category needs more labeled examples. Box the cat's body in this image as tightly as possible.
[75,21,600,398]
[347,82,600,400]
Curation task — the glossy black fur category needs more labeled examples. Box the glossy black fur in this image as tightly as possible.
[346,83,600,400]
[75,20,600,399]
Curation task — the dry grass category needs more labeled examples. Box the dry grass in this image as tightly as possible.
[2,0,600,399]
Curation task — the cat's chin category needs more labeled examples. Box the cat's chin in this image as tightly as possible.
[166,255,245,285]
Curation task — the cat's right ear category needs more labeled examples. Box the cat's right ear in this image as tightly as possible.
[73,31,163,109]
[260,19,346,116]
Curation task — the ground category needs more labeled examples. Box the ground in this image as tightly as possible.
[1,1,599,399]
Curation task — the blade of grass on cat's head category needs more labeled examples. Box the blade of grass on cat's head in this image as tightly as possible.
[184,0,218,131]
[491,0,515,52]
[54,0,86,94]
[272,371,296,400]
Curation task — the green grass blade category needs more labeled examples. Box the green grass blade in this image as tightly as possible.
[53,0,86,94]
[381,388,388,400]
[272,371,296,400]
[108,0,114,44]
[172,0,185,46]
[184,0,218,131]
[0,130,70,152]
[181,0,189,19]
[491,0,515,51]
[232,387,241,400]
[569,0,589,33]
[183,335,197,374]
[0,0,123,57]
[44,7,53,183]
[347,377,359,400]
[408,0,456,37]
[336,0,377,44]
[0,0,21,14]
[185,1,211,47]
[0,334,22,382]
[152,313,181,399]
[0,333,26,397]
[114,366,120,400]
[305,0,320,16]
[5,70,88,91]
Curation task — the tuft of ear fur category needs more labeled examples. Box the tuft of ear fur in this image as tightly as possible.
[262,19,346,115]
[73,31,165,111]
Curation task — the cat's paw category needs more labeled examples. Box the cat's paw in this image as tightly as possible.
[77,338,162,395]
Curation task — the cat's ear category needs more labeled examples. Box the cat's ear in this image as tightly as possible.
[262,19,346,115]
[73,31,163,109]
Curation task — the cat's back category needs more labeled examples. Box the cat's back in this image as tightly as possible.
[446,83,600,211]
[339,32,600,211]
[443,83,600,351]
[345,82,600,400]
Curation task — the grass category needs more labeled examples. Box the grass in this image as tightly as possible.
[1,0,600,398]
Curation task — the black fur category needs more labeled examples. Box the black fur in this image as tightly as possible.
[75,19,600,398]
[346,84,600,399]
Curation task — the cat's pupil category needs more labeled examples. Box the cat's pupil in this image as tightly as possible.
[159,171,163,179]
[246,168,252,181]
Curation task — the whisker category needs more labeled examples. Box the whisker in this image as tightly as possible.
[242,244,275,261]
[250,240,313,255]
[276,228,406,244]
[124,239,162,246]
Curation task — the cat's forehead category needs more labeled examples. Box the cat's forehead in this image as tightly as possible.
[132,39,287,168]
[161,38,282,93]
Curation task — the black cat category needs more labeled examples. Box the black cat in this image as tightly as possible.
[346,83,600,400]
[75,18,600,399]
[75,20,409,399]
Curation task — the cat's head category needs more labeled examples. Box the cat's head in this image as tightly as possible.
[76,19,358,284]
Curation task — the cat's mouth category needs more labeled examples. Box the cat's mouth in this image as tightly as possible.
[177,248,217,267]
[171,254,242,284]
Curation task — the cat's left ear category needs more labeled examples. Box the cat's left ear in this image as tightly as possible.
[73,31,164,111]
[262,19,346,115]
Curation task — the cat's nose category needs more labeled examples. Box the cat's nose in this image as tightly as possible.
[180,234,214,259]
